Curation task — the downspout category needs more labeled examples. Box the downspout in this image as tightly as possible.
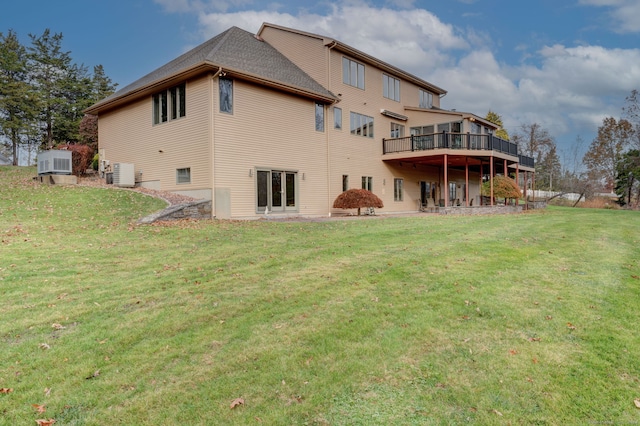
[210,67,223,218]
[326,41,338,217]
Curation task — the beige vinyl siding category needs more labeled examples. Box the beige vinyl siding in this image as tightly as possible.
[259,26,328,87]
[212,78,329,218]
[98,76,212,195]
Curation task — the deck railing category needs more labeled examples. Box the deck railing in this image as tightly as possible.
[382,132,534,168]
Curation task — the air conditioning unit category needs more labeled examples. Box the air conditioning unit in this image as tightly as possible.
[37,150,72,175]
[113,163,135,187]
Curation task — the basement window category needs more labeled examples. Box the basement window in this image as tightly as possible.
[176,168,191,184]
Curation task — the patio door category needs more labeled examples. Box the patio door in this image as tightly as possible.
[257,169,297,213]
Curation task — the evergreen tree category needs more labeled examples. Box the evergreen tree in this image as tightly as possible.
[485,110,510,140]
[0,30,37,165]
[615,149,640,207]
[28,29,80,148]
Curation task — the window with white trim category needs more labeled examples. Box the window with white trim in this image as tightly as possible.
[390,123,404,138]
[334,107,342,130]
[342,57,365,89]
[153,83,185,124]
[176,168,191,184]
[394,178,403,201]
[383,74,400,101]
[362,176,373,191]
[350,112,374,138]
[419,89,433,108]
[315,102,324,132]
[219,78,233,114]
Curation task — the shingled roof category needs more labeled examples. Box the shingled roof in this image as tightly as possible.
[86,26,338,114]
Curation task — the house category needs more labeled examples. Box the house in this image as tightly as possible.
[85,23,534,219]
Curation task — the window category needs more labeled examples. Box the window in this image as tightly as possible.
[315,102,324,132]
[342,57,365,89]
[394,178,403,201]
[153,83,185,124]
[362,176,373,191]
[257,170,298,213]
[383,74,400,101]
[410,125,434,136]
[419,90,433,108]
[437,123,450,133]
[153,91,167,124]
[170,83,186,120]
[390,123,404,138]
[350,112,374,138]
[449,182,457,202]
[176,168,191,184]
[334,107,342,130]
[219,78,233,114]
[342,175,349,192]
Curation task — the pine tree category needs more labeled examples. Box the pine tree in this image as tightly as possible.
[0,30,38,165]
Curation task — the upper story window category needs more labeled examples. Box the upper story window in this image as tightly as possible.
[419,89,433,109]
[153,83,185,124]
[383,74,400,101]
[390,123,404,138]
[350,112,374,138]
[315,102,325,132]
[334,107,342,130]
[342,57,365,90]
[219,78,233,114]
[411,125,434,135]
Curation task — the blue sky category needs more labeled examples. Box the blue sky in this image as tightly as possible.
[3,0,640,161]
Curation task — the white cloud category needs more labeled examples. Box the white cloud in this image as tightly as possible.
[184,2,640,150]
[579,0,640,33]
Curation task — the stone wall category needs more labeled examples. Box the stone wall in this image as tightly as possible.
[138,200,212,224]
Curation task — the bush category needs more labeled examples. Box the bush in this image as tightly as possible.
[92,153,99,171]
[55,144,95,176]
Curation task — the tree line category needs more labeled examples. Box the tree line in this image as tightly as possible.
[486,90,640,208]
[0,29,117,166]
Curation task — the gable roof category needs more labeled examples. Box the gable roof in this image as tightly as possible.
[86,26,339,114]
[258,23,447,97]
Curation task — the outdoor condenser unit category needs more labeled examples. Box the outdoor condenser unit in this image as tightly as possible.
[113,162,135,188]
[37,150,72,175]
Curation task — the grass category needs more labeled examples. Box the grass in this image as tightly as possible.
[1,165,640,425]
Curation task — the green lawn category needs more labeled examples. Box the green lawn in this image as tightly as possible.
[1,165,640,425]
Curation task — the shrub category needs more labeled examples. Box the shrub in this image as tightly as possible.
[333,189,384,216]
[56,144,95,176]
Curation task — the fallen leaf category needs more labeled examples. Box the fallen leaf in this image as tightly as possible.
[35,420,55,426]
[567,323,576,330]
[85,370,100,380]
[532,357,539,364]
[528,337,541,342]
[44,388,51,396]
[32,404,46,413]
[631,275,639,280]
[635,398,640,408]
[509,349,518,355]
[0,388,13,394]
[230,397,244,409]
[492,409,503,416]
[51,323,65,330]
[545,315,553,320]
[39,343,50,350]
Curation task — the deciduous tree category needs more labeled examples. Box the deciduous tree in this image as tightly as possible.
[583,117,633,191]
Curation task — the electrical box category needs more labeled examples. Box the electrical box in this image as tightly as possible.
[113,163,135,187]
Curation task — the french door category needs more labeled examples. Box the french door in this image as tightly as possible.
[257,170,297,213]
